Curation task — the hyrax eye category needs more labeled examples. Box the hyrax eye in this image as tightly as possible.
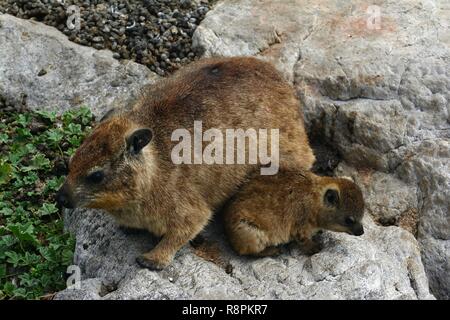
[86,171,104,184]
[345,216,355,226]
[324,189,339,207]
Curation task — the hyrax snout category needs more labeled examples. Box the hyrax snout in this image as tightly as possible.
[224,171,365,257]
[57,57,316,270]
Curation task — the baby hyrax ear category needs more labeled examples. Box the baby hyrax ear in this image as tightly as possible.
[323,188,340,207]
[126,128,153,155]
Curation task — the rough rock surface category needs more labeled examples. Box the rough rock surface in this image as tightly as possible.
[193,0,449,299]
[0,14,158,118]
[55,209,433,300]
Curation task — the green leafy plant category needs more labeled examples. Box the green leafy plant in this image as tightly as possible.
[0,107,94,299]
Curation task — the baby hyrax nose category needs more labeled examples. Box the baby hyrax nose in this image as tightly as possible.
[352,223,364,236]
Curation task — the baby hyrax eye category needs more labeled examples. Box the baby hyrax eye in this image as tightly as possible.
[86,170,104,184]
[324,189,339,207]
[345,216,355,226]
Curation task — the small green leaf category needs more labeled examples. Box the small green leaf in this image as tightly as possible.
[7,223,39,246]
[5,251,22,267]
[38,203,58,216]
[0,234,17,249]
[0,264,6,278]
[0,161,12,185]
[0,207,14,217]
[46,129,64,144]
[66,123,82,136]
[15,114,31,127]
[36,110,57,122]
[15,127,32,139]
[44,177,64,194]
[0,133,9,144]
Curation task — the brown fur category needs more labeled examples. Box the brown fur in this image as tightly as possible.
[58,57,315,269]
[224,171,365,257]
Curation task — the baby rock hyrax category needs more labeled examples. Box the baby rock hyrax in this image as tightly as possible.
[224,171,365,257]
[56,57,316,270]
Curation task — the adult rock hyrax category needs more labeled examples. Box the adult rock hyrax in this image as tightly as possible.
[224,170,365,257]
[56,57,315,270]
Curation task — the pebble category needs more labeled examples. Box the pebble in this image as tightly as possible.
[0,0,211,76]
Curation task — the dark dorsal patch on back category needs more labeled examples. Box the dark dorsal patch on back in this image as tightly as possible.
[210,66,220,75]
[204,63,222,77]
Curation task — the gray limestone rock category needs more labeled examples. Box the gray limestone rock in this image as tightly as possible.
[0,14,158,118]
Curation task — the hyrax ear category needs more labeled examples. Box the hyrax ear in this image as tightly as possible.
[126,128,153,155]
[100,108,118,122]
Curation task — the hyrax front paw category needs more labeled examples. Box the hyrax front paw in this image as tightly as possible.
[299,240,322,256]
[136,254,169,271]
[255,246,281,257]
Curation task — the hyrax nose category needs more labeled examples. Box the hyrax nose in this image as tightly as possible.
[353,224,364,236]
[56,186,74,209]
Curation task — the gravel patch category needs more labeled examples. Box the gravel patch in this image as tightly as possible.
[0,0,214,76]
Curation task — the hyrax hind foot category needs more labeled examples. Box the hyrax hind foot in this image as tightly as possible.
[299,240,322,256]
[136,253,170,271]
[254,246,281,257]
[226,219,272,256]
